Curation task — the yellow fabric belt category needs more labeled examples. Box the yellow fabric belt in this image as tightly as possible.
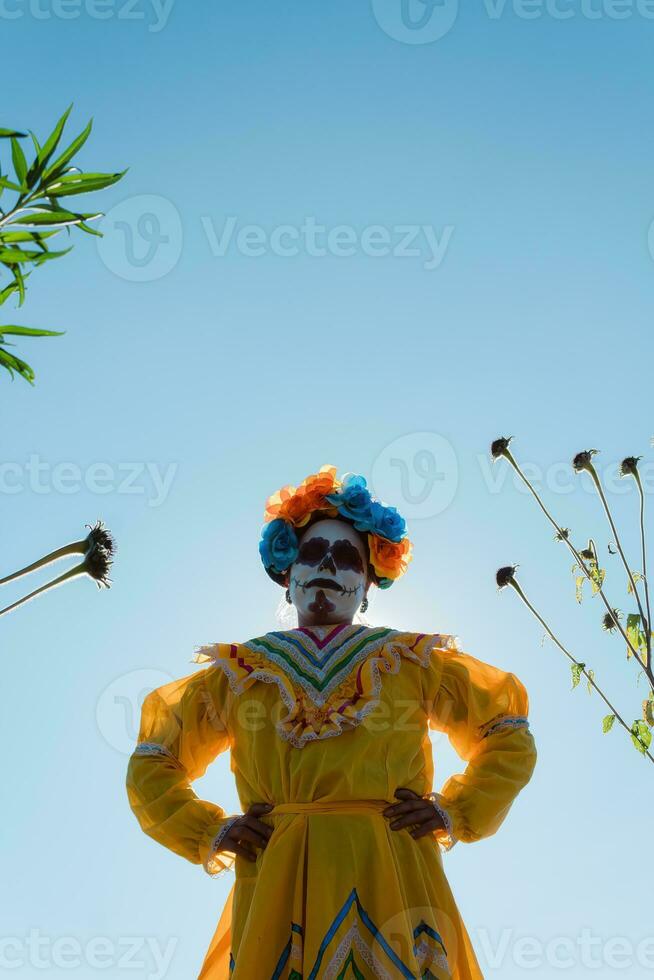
[269,800,389,816]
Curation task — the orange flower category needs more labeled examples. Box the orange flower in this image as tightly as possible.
[264,465,341,527]
[368,534,413,581]
[264,484,296,523]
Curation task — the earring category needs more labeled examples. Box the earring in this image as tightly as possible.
[360,595,369,613]
[285,588,292,605]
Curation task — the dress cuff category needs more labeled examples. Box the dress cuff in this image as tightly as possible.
[199,816,241,877]
[425,792,458,852]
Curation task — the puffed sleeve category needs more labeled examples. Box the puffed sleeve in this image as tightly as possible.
[425,643,537,851]
[125,665,240,876]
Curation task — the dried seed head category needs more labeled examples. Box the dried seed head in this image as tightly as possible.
[580,548,594,561]
[554,528,571,542]
[601,609,622,633]
[573,449,599,473]
[496,565,518,589]
[84,544,113,589]
[491,437,513,460]
[620,456,642,478]
[86,520,116,557]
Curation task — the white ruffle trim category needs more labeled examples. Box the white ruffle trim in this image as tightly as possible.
[201,633,461,749]
[208,648,405,749]
[425,792,458,852]
[203,815,242,876]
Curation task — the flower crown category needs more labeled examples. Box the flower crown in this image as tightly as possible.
[258,465,413,590]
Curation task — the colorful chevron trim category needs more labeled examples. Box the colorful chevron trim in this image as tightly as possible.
[228,887,449,979]
[241,624,403,707]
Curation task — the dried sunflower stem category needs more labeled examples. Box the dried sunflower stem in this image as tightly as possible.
[508,578,654,764]
[0,540,87,587]
[588,467,649,655]
[634,472,652,673]
[0,563,85,618]
[503,449,652,683]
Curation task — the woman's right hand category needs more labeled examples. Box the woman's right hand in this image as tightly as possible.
[219,802,274,862]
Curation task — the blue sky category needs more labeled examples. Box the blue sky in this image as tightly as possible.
[2,1,654,977]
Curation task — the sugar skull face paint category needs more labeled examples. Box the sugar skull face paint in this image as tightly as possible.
[288,518,369,624]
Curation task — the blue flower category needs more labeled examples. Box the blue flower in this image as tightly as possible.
[370,501,406,542]
[326,473,373,531]
[259,518,299,573]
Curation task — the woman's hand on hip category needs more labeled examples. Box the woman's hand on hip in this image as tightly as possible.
[219,802,274,862]
[383,787,447,840]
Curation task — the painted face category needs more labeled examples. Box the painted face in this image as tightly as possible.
[288,519,369,623]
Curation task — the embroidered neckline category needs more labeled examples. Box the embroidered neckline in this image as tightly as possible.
[193,630,461,748]
[241,625,401,707]
[294,622,355,650]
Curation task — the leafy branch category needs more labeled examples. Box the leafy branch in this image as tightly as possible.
[492,437,654,765]
[0,106,126,384]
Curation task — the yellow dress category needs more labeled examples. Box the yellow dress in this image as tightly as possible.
[126,623,537,979]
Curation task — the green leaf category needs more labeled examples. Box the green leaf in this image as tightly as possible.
[630,719,652,755]
[0,230,59,244]
[0,346,35,383]
[0,247,37,263]
[0,281,20,306]
[571,662,585,689]
[643,696,654,728]
[0,175,25,193]
[0,245,72,267]
[627,571,643,595]
[575,575,585,603]
[41,117,93,184]
[589,564,605,595]
[13,266,27,305]
[44,169,126,197]
[24,105,72,188]
[37,105,72,169]
[31,247,73,264]
[0,325,64,338]
[586,668,595,694]
[77,221,103,238]
[602,713,616,733]
[10,137,28,186]
[626,613,648,661]
[0,128,27,139]
[15,209,101,227]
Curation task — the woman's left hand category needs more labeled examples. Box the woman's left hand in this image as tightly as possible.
[383,787,447,840]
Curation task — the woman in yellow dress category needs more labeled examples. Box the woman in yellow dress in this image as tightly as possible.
[126,465,537,979]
